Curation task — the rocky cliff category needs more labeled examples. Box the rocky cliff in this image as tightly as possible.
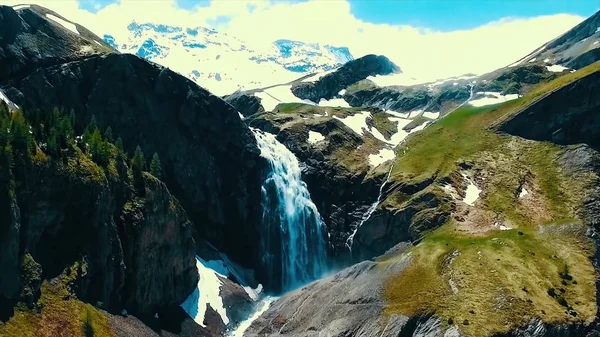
[0,4,270,336]
[3,52,268,272]
[498,69,600,151]
[0,5,112,82]
[291,54,399,103]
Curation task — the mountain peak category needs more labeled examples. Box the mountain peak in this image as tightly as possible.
[102,21,354,95]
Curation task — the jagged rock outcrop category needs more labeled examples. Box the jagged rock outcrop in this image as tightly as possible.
[291,54,399,102]
[223,91,265,117]
[3,52,268,272]
[118,175,198,316]
[17,154,197,317]
[498,69,600,151]
[351,186,453,261]
[0,5,112,82]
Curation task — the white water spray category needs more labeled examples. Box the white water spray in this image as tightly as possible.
[252,128,328,292]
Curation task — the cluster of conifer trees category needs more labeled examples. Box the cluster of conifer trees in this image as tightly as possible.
[0,102,163,193]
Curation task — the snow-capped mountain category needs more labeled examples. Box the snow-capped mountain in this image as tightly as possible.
[103,22,353,96]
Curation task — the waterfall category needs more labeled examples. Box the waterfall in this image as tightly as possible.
[346,82,476,251]
[252,128,328,292]
[346,162,395,250]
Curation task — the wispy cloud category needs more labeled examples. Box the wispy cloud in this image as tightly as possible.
[3,0,585,80]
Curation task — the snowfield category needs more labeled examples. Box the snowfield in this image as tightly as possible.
[469,92,519,107]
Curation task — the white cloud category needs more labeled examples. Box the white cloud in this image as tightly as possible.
[3,0,585,81]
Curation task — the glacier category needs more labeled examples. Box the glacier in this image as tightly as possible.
[103,22,353,96]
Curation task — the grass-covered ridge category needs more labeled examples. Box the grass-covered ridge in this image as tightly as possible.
[0,260,115,337]
[380,61,600,336]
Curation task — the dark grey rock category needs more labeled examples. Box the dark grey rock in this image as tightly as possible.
[291,54,399,103]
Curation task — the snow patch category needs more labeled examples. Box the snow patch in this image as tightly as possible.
[338,89,346,96]
[181,257,230,327]
[12,4,30,9]
[238,112,244,119]
[0,90,19,111]
[423,111,439,119]
[318,98,350,108]
[368,148,395,167]
[408,109,423,118]
[528,58,537,63]
[384,110,410,118]
[519,187,529,198]
[443,184,459,199]
[228,297,277,337]
[308,131,325,144]
[94,40,102,46]
[546,64,569,73]
[46,14,79,35]
[333,111,370,136]
[461,174,481,206]
[334,111,430,155]
[494,221,512,231]
[469,91,519,107]
[594,41,599,45]
[543,58,551,63]
[596,27,600,33]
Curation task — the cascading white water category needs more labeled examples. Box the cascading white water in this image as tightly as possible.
[252,128,328,292]
[346,82,476,251]
[345,162,395,250]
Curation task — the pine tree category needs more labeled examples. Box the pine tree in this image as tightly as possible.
[132,146,146,173]
[89,128,109,165]
[150,153,162,179]
[131,145,146,191]
[10,110,33,159]
[47,131,58,157]
[104,127,113,143]
[115,137,124,153]
[82,128,91,152]
[88,115,97,132]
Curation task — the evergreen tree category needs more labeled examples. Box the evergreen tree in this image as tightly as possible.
[88,115,97,132]
[150,153,162,179]
[46,131,58,157]
[115,137,124,153]
[104,127,113,143]
[89,128,109,165]
[132,146,146,172]
[10,110,34,159]
[82,128,91,152]
[131,145,146,191]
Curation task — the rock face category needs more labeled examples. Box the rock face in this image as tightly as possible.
[291,54,399,102]
[118,175,198,316]
[245,259,410,337]
[351,186,453,261]
[499,69,600,151]
[543,10,600,69]
[0,5,112,82]
[223,91,265,117]
[0,150,198,319]
[4,53,268,271]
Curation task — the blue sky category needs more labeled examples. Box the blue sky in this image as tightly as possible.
[79,0,599,31]
[348,0,599,31]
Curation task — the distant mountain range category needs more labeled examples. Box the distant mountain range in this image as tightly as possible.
[103,22,354,95]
